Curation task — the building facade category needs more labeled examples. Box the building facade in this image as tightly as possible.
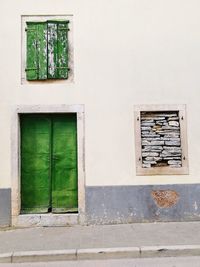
[0,0,200,227]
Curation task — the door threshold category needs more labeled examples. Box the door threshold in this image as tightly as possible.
[12,213,79,227]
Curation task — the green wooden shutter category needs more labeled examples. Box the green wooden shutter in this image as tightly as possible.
[57,21,69,79]
[21,114,51,213]
[47,21,69,79]
[51,114,78,213]
[26,22,47,80]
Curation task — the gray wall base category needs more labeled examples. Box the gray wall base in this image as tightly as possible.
[86,184,200,224]
[0,189,11,226]
[1,185,200,226]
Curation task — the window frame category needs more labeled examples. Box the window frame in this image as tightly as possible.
[134,104,189,176]
[21,15,74,84]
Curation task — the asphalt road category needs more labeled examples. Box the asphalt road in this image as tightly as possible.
[1,257,200,267]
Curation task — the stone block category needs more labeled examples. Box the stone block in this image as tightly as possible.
[141,131,151,135]
[142,146,163,152]
[160,151,182,157]
[161,126,180,130]
[163,146,181,151]
[168,117,179,121]
[155,122,163,126]
[143,160,156,164]
[153,117,166,120]
[141,119,154,123]
[142,135,160,138]
[142,137,161,141]
[141,127,151,131]
[142,163,151,168]
[163,157,181,160]
[165,141,181,146]
[141,122,155,127]
[163,133,180,137]
[168,160,182,165]
[145,157,161,161]
[142,152,159,157]
[169,121,179,127]
[150,141,165,146]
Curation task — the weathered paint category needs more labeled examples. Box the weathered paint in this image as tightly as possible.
[86,185,200,224]
[26,22,47,80]
[26,20,69,80]
[47,22,57,79]
[52,114,78,213]
[48,21,69,79]
[151,190,179,208]
[57,22,69,79]
[6,182,200,226]
[20,114,78,214]
[20,114,51,213]
[11,105,85,227]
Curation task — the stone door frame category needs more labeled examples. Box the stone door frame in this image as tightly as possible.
[11,104,85,226]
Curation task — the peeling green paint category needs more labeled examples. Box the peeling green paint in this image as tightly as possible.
[26,20,69,81]
[57,22,69,79]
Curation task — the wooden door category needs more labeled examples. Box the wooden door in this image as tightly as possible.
[20,114,78,214]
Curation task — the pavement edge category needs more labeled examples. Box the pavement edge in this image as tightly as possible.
[1,245,200,263]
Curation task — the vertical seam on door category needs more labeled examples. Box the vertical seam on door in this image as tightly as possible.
[49,114,53,211]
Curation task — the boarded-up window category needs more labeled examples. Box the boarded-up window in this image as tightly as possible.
[134,105,189,175]
[26,20,69,80]
[141,111,182,168]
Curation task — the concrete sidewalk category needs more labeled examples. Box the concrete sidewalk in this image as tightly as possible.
[1,221,200,263]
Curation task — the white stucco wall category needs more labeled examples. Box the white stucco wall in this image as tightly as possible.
[0,0,200,188]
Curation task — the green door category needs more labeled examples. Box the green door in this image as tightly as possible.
[52,114,78,213]
[20,114,78,214]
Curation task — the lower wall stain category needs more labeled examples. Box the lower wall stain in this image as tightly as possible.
[151,190,179,208]
[86,184,199,224]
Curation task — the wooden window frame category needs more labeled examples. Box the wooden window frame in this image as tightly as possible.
[134,104,189,176]
[11,105,85,227]
[21,15,74,84]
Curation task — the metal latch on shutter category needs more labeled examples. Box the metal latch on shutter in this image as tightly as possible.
[25,68,37,71]
[55,67,70,70]
[25,28,36,31]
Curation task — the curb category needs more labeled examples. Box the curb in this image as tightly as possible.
[140,245,200,258]
[12,250,76,263]
[1,245,200,263]
[77,247,140,260]
[0,253,12,263]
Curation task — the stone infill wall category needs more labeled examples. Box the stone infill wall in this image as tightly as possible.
[141,111,182,168]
